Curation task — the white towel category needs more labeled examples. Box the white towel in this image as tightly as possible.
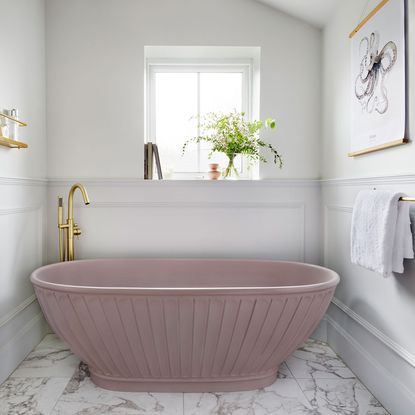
[392,201,414,273]
[351,190,414,277]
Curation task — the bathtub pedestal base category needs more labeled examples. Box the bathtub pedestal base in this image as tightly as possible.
[90,370,279,392]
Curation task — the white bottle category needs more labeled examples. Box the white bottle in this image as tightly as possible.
[1,109,10,138]
[8,109,19,140]
[0,119,6,137]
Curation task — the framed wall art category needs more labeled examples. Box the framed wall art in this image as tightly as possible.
[349,0,407,157]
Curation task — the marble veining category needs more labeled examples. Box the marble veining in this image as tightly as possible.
[298,378,389,415]
[276,363,293,379]
[12,334,80,378]
[285,339,356,380]
[0,377,69,415]
[0,334,389,414]
[51,377,183,415]
[184,379,313,415]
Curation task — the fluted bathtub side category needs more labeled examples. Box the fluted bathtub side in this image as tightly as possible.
[34,287,335,392]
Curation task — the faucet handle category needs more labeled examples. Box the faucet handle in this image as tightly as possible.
[73,224,82,237]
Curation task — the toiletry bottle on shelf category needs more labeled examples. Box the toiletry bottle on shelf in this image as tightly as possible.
[1,109,11,138]
[8,109,19,140]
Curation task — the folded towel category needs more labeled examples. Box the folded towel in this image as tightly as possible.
[392,200,414,273]
[351,190,414,277]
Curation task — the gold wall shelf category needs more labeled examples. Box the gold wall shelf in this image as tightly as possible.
[0,112,27,126]
[0,112,28,149]
[0,136,28,149]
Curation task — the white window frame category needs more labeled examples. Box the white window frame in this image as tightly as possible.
[145,59,253,176]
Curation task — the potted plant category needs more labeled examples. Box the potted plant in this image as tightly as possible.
[183,111,283,178]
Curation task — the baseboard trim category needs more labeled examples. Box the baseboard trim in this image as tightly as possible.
[0,312,48,384]
[326,314,415,415]
[310,315,328,342]
[0,295,37,329]
[332,297,415,368]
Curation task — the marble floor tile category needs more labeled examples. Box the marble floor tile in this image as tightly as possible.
[184,379,313,415]
[12,334,80,378]
[51,373,183,415]
[286,339,356,380]
[297,378,389,415]
[0,376,70,415]
[32,334,68,351]
[1,335,390,415]
[277,362,293,379]
[301,339,337,355]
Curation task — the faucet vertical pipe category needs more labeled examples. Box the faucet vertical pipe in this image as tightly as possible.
[58,183,90,262]
[58,196,65,262]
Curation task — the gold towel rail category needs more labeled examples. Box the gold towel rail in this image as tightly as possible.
[372,189,415,202]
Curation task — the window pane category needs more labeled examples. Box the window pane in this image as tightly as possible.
[152,70,246,176]
[199,72,243,172]
[200,72,243,114]
[155,72,198,174]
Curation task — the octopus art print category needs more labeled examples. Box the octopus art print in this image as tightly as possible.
[355,31,397,114]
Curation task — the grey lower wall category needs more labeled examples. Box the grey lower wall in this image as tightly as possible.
[0,178,49,383]
[322,175,415,415]
[46,179,322,265]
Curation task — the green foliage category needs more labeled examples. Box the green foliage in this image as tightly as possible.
[182,112,283,171]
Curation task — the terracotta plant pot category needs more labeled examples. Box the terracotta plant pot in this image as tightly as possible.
[208,163,221,180]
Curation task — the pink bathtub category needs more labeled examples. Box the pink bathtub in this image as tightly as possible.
[31,258,339,392]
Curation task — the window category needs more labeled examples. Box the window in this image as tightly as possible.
[146,61,252,179]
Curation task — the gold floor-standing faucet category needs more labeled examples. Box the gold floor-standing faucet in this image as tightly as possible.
[58,183,90,261]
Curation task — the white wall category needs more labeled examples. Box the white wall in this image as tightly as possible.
[46,0,321,179]
[0,0,49,384]
[0,0,47,179]
[321,1,415,413]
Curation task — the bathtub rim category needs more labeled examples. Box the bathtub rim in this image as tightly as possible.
[30,258,340,296]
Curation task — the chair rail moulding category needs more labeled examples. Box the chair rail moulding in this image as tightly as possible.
[46,178,321,188]
[0,177,48,186]
[320,173,415,186]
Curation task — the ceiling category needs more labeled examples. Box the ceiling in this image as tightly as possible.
[256,0,342,28]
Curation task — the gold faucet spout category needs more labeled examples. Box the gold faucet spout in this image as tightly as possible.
[68,183,90,220]
[58,183,90,262]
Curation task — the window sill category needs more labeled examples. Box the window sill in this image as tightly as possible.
[48,178,320,188]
